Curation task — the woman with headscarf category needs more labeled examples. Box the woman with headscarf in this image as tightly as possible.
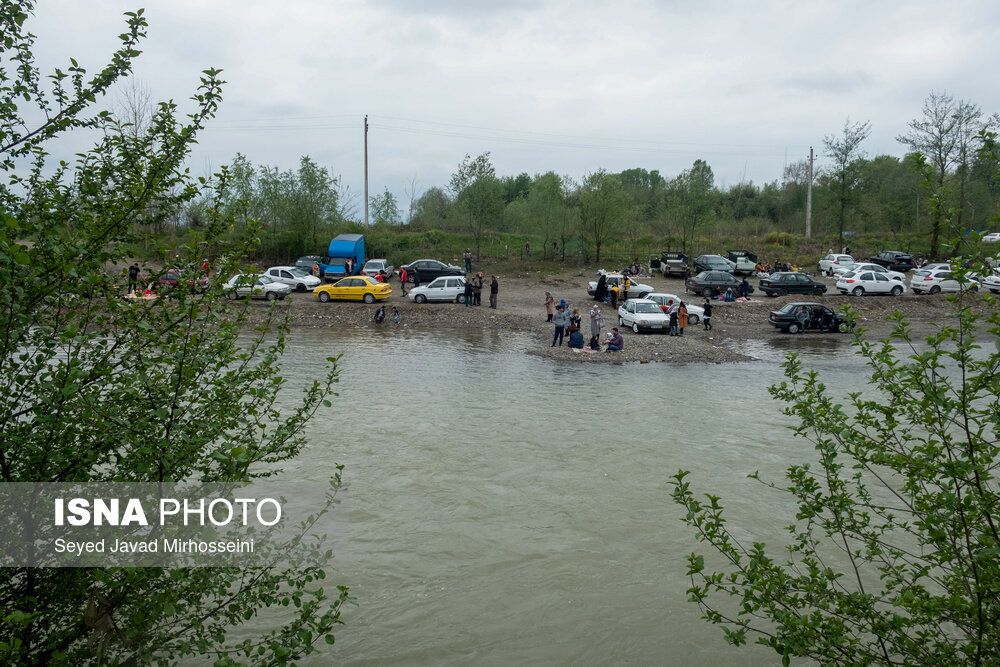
[590,304,603,339]
[594,272,608,302]
[678,301,689,336]
[544,292,555,322]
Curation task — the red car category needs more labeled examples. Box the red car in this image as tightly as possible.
[155,269,209,293]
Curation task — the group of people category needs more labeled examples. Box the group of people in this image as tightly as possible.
[372,305,401,325]
[463,273,499,308]
[753,261,796,276]
[545,293,623,352]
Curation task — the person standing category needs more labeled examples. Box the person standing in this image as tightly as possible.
[570,308,582,331]
[702,298,713,331]
[544,292,555,322]
[609,283,620,310]
[551,304,569,346]
[472,272,484,306]
[411,269,420,288]
[589,304,603,339]
[622,275,631,302]
[668,306,679,336]
[463,248,473,273]
[464,276,473,307]
[678,301,689,336]
[399,267,408,296]
[127,263,141,294]
[489,275,499,309]
[525,241,531,258]
[594,272,607,302]
[311,260,320,278]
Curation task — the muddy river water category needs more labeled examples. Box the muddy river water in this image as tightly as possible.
[268,328,866,665]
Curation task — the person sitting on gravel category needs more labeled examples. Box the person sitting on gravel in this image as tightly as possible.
[373,306,385,325]
[567,325,584,349]
[606,328,623,352]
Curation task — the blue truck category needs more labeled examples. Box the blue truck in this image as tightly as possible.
[320,234,366,281]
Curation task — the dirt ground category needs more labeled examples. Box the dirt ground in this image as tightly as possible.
[239,266,999,364]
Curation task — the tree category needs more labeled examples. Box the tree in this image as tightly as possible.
[668,160,716,254]
[823,118,871,248]
[450,153,503,259]
[526,172,568,260]
[369,187,402,225]
[671,155,1000,662]
[578,170,629,263]
[0,5,348,663]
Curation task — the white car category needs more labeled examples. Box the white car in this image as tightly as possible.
[818,254,854,276]
[836,271,906,296]
[617,298,670,333]
[910,269,979,295]
[362,259,395,278]
[223,274,292,301]
[978,273,1000,293]
[982,232,1000,243]
[644,293,704,325]
[408,276,468,303]
[587,272,653,298]
[832,262,904,282]
[265,266,321,292]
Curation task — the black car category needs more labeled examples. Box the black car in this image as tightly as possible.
[869,251,916,272]
[692,254,735,274]
[768,302,853,334]
[684,271,742,297]
[400,258,465,283]
[758,272,827,297]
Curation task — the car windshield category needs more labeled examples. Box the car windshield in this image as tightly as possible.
[288,267,310,277]
[634,302,661,314]
[258,275,273,284]
[841,271,857,279]
[777,303,809,314]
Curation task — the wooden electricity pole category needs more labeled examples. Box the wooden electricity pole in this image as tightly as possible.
[364,115,369,226]
[805,146,813,239]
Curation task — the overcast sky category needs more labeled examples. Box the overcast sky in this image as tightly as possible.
[27,0,1000,215]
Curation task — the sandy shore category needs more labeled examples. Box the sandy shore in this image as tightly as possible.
[236,267,998,364]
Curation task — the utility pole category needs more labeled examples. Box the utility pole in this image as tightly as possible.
[805,146,813,239]
[364,115,369,226]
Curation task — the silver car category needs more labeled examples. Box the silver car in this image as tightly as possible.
[617,298,670,333]
[362,259,395,278]
[223,274,292,301]
[408,276,468,303]
[644,293,704,325]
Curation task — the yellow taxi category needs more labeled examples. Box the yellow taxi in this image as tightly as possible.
[313,275,392,303]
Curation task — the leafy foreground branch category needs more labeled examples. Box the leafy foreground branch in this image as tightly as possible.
[1,4,349,664]
[672,296,1000,666]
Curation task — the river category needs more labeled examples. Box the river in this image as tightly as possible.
[268,328,866,665]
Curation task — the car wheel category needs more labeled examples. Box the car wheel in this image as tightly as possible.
[969,284,979,293]
[929,285,941,295]
[363,293,375,304]
[890,285,903,296]
[632,322,640,334]
[702,287,713,298]
[457,294,465,304]
[852,286,865,297]
[838,321,850,333]
[266,291,278,301]
[415,294,427,303]
[637,291,648,298]
[813,287,824,296]
[226,291,238,301]
[777,288,788,297]
[787,322,800,334]
[688,314,700,325]
[318,292,330,303]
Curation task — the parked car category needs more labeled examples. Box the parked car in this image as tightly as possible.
[869,251,916,272]
[294,255,322,272]
[154,269,208,293]
[617,299,671,333]
[400,259,464,283]
[982,232,1000,243]
[649,251,689,278]
[223,274,292,301]
[909,269,979,295]
[726,250,758,275]
[836,270,906,296]
[644,293,704,325]
[758,272,827,297]
[692,254,736,274]
[313,275,392,303]
[587,272,653,298]
[362,259,395,278]
[408,276,468,303]
[978,272,1000,293]
[684,271,742,297]
[832,262,904,281]
[817,253,854,276]
[265,266,321,292]
[768,302,853,334]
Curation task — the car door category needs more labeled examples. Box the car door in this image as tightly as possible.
[445,278,462,299]
[330,278,356,299]
[426,277,447,300]
[872,273,890,293]
[622,300,635,325]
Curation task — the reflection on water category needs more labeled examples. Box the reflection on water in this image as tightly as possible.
[263,328,868,666]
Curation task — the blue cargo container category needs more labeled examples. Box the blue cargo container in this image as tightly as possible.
[320,234,366,281]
